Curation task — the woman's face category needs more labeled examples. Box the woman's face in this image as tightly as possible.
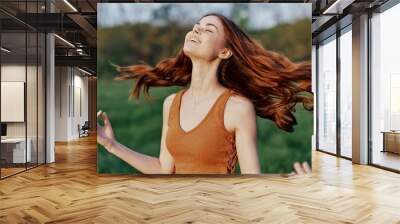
[183,15,228,61]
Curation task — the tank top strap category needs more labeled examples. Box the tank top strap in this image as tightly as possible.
[168,89,186,127]
[214,89,233,126]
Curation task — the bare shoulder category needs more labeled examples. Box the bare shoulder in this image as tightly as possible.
[162,92,178,121]
[226,94,255,116]
[224,93,256,131]
[163,92,177,110]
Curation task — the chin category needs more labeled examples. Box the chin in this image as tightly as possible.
[183,44,215,62]
[183,45,200,58]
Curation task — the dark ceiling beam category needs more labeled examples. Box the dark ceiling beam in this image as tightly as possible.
[55,47,96,57]
[67,13,96,39]
[311,0,388,43]
[55,55,96,73]
[0,8,37,31]
[8,13,82,32]
[312,15,336,34]
[12,12,96,47]
[86,0,97,12]
[57,0,97,38]
[1,12,96,48]
[312,0,355,36]
[0,11,96,31]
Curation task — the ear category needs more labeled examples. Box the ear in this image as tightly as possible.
[219,48,232,59]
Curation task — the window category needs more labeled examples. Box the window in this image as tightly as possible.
[0,1,46,179]
[370,3,400,171]
[317,35,337,154]
[339,27,352,158]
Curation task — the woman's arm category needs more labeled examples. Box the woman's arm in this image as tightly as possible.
[97,94,176,174]
[225,96,261,174]
[226,95,311,176]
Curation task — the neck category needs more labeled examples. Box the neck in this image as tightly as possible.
[188,58,224,98]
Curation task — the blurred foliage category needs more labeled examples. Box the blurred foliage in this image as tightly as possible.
[97,17,312,174]
[98,18,311,79]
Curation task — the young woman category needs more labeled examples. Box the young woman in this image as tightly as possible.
[97,13,313,175]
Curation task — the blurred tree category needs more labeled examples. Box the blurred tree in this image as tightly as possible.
[98,18,310,80]
[152,5,173,26]
[231,4,250,29]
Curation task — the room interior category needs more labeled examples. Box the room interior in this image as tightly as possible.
[0,30,46,178]
[0,0,399,222]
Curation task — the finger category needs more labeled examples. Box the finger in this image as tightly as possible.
[302,162,311,174]
[293,162,305,175]
[288,171,296,177]
[102,112,110,125]
[97,111,104,128]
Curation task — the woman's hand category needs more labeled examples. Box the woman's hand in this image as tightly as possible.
[288,161,311,176]
[97,110,116,153]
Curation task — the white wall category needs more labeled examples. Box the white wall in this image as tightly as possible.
[1,66,25,128]
[1,63,46,164]
[72,72,89,138]
[54,67,69,141]
[54,67,89,141]
[1,82,25,122]
[1,65,40,138]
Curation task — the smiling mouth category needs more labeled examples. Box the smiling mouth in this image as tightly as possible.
[189,35,200,44]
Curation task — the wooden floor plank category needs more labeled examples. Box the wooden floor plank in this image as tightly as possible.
[0,134,399,223]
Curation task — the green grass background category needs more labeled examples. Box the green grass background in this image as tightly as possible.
[97,80,313,174]
[97,6,313,174]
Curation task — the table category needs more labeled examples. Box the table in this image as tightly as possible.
[381,131,400,154]
[1,138,32,163]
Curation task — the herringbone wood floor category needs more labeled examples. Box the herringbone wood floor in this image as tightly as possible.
[1,134,400,224]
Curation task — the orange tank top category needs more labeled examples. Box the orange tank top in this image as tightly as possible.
[166,88,237,174]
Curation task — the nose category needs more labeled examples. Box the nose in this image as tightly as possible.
[193,25,201,34]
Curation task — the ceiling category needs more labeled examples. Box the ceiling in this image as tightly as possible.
[0,0,98,75]
[0,0,394,75]
[310,0,390,43]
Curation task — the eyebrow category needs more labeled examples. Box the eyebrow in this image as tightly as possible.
[195,22,219,32]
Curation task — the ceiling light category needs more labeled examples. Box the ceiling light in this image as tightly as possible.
[76,48,86,55]
[323,0,355,15]
[63,0,78,12]
[78,67,92,76]
[1,47,11,53]
[54,34,75,48]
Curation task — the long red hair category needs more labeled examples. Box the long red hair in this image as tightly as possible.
[114,13,312,132]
